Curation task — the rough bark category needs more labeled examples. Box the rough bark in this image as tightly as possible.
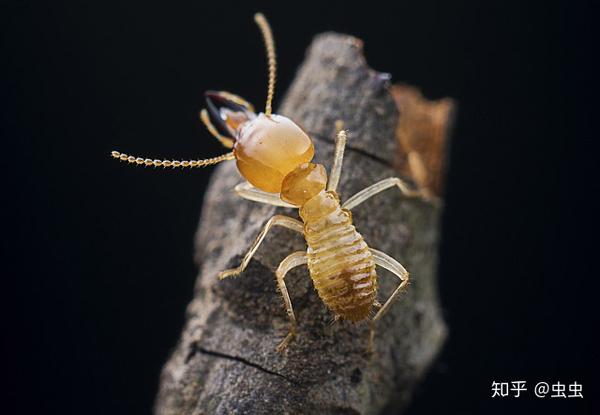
[155,33,448,415]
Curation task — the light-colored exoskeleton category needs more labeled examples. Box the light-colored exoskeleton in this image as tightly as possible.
[112,13,424,352]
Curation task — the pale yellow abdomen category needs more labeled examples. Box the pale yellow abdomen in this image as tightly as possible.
[300,191,377,322]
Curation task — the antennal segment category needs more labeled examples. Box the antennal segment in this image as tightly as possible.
[254,13,277,116]
[111,150,234,168]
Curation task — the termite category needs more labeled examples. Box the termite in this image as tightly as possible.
[112,13,423,352]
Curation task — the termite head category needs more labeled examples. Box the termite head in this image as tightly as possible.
[111,13,318,189]
[203,13,316,195]
[205,90,316,194]
[234,114,315,193]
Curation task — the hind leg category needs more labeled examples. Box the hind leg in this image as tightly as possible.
[274,251,308,353]
[368,248,410,351]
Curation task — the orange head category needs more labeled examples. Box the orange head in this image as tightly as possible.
[204,12,316,195]
[111,13,320,196]
[235,114,315,193]
[205,92,316,193]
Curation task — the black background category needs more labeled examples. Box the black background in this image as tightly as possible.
[3,1,597,414]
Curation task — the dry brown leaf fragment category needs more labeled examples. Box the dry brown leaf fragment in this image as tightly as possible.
[392,84,455,198]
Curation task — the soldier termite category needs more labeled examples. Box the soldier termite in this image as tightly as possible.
[111,13,424,352]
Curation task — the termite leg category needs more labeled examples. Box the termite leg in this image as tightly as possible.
[274,251,308,353]
[234,182,297,208]
[342,177,424,211]
[326,121,347,192]
[199,109,235,148]
[368,248,410,351]
[218,215,303,280]
[371,248,410,321]
[368,320,376,354]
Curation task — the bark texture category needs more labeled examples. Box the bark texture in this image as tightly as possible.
[155,33,448,415]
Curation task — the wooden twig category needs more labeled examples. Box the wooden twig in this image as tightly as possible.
[155,33,448,415]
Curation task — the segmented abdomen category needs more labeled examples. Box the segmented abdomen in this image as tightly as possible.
[303,192,377,322]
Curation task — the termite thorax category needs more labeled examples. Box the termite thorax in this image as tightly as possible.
[280,163,328,207]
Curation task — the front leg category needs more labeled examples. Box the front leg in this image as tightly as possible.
[218,215,303,279]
